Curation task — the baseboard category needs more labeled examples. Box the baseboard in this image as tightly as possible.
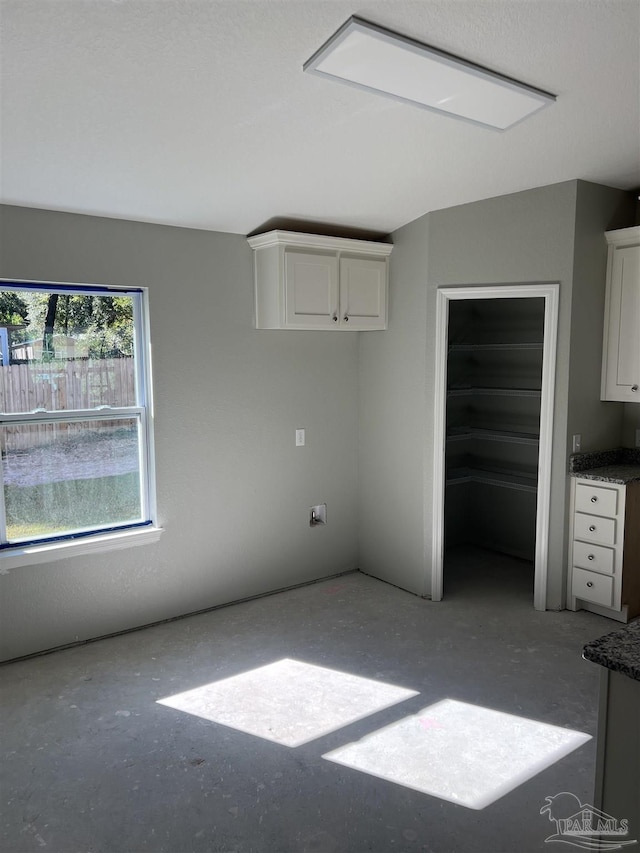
[0,566,358,665]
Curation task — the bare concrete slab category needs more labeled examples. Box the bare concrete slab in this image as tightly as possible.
[0,549,616,853]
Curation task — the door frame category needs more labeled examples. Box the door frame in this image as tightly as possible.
[430,283,560,610]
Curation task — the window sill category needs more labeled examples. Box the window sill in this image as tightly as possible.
[0,526,163,572]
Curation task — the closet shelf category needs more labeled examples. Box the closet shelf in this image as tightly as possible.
[447,386,542,398]
[448,342,543,352]
[446,466,538,493]
[446,427,539,446]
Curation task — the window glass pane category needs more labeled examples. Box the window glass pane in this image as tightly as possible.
[0,290,136,412]
[1,418,143,543]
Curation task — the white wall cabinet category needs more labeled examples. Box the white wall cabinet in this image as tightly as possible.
[568,477,640,622]
[601,227,640,402]
[248,230,392,330]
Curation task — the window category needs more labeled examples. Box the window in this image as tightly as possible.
[0,281,158,562]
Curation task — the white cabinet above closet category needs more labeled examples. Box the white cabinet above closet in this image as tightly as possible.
[601,226,640,402]
[248,230,392,330]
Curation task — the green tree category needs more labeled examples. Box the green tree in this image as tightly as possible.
[42,293,59,361]
[0,292,29,326]
[0,290,134,361]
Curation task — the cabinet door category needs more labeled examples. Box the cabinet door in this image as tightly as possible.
[284,251,338,328]
[602,243,640,401]
[339,257,387,330]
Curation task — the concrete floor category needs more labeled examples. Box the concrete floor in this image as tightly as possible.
[1,548,616,853]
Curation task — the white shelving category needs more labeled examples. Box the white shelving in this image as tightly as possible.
[448,387,542,397]
[443,297,545,562]
[446,466,538,493]
[449,342,543,352]
[447,427,539,446]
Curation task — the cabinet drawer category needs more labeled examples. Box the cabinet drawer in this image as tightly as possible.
[574,512,617,545]
[575,483,619,518]
[572,540,615,575]
[572,567,614,608]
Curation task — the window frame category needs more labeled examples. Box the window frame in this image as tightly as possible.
[0,279,161,568]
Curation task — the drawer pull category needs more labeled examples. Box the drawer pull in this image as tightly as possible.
[632,384,638,392]
[589,525,596,532]
[591,496,598,503]
[588,554,595,560]
[587,582,594,588]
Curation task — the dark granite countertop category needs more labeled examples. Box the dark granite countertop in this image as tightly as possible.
[583,621,640,681]
[569,448,640,484]
[573,465,640,484]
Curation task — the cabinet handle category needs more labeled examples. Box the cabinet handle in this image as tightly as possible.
[632,384,638,392]
[589,525,596,532]
[344,315,349,323]
[587,582,594,588]
[591,496,597,503]
[588,555,595,561]
[332,314,338,322]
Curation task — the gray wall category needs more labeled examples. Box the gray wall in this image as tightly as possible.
[568,182,627,451]
[357,215,430,595]
[358,180,630,610]
[0,205,360,661]
[1,180,634,659]
[569,181,638,451]
[622,405,640,447]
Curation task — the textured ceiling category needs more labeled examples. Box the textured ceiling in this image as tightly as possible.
[1,0,639,236]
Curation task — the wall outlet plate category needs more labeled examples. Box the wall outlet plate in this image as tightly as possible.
[310,504,327,526]
[572,434,581,453]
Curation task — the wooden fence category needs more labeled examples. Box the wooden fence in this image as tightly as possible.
[0,358,136,451]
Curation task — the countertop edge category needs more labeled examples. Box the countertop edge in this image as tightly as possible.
[570,470,640,485]
[583,623,640,682]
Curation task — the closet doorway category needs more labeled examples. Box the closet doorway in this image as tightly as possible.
[431,285,559,610]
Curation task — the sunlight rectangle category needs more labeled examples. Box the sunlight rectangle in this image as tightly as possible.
[157,659,418,747]
[323,699,591,809]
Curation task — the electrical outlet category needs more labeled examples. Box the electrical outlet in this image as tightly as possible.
[310,504,326,527]
[572,434,581,453]
[295,428,305,447]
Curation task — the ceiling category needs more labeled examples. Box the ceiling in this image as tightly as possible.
[1,0,639,237]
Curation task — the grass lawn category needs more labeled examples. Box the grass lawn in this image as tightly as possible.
[5,471,141,541]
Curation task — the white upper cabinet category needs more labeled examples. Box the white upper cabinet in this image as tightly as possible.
[339,257,387,329]
[248,230,392,331]
[284,251,339,327]
[601,226,640,402]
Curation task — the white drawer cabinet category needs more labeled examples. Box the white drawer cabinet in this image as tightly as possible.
[601,227,640,402]
[573,540,615,574]
[248,230,392,331]
[573,513,617,546]
[568,477,640,621]
[575,482,619,516]
[572,567,614,608]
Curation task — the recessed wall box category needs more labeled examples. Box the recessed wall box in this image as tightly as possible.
[310,504,327,526]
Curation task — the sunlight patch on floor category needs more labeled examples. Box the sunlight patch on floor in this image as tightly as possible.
[157,658,419,747]
[322,698,591,809]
